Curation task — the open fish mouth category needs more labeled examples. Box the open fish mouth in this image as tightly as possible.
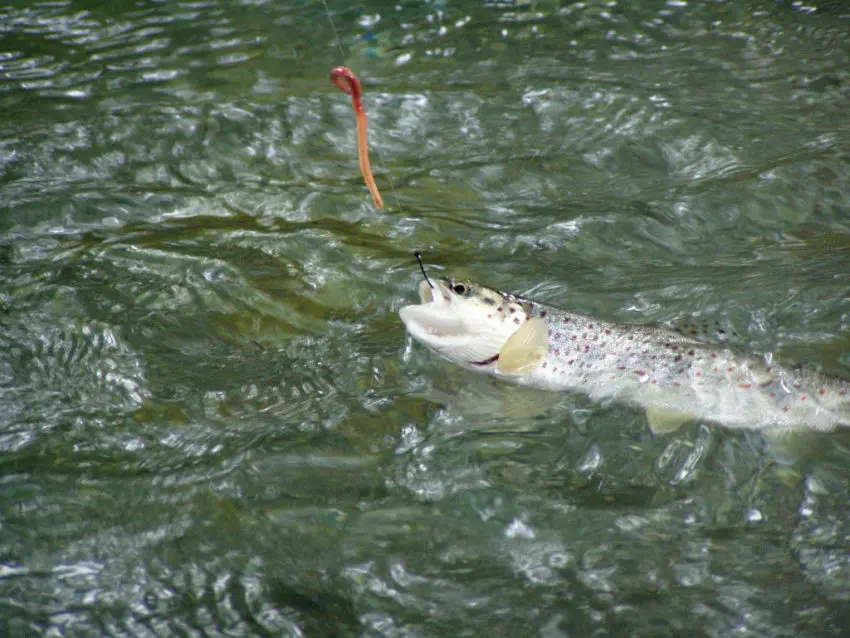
[417,280,435,304]
[399,275,551,374]
[399,280,464,339]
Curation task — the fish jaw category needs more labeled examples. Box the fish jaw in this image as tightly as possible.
[399,279,522,369]
[399,281,465,344]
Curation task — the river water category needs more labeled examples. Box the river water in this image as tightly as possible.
[1,0,849,635]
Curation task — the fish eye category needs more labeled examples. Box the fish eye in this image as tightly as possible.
[452,282,470,296]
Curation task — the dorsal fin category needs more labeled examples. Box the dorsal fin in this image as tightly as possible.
[496,318,549,375]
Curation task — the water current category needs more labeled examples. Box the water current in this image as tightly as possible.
[1,0,849,635]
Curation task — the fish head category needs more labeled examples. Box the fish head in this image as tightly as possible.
[399,277,534,370]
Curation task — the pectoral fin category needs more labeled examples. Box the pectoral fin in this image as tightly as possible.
[496,318,549,375]
[645,407,694,435]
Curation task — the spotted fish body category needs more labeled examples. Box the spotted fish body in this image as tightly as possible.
[399,278,850,432]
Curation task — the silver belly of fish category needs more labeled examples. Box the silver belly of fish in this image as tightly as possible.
[399,278,850,433]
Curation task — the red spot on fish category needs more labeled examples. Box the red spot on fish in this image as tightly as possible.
[651,380,657,385]
[801,396,807,401]
[487,314,492,319]
[618,366,625,371]
[689,329,697,336]
[769,392,776,398]
[696,371,702,377]
[540,311,547,318]
[672,382,681,387]
[634,370,646,376]
[687,350,695,356]
[794,383,801,389]
[604,329,611,335]
[553,349,560,355]
[727,367,735,372]
[509,307,516,314]
[738,384,752,390]
[584,345,590,352]
[568,360,574,366]
[819,388,825,396]
[571,335,577,341]
[711,353,717,359]
[496,307,503,312]
[674,355,682,362]
[713,367,718,372]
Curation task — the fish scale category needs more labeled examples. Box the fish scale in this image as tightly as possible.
[399,277,850,432]
[531,307,845,430]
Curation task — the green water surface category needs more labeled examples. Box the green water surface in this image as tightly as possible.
[1,0,849,635]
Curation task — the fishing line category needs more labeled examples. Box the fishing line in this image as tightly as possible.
[321,0,348,63]
[415,252,434,289]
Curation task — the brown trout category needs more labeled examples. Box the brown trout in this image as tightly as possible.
[399,277,850,433]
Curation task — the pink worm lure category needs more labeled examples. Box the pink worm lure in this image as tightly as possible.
[330,66,384,209]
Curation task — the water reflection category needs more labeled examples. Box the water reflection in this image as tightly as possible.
[0,0,849,635]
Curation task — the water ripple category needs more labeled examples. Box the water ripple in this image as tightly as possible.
[0,0,849,635]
